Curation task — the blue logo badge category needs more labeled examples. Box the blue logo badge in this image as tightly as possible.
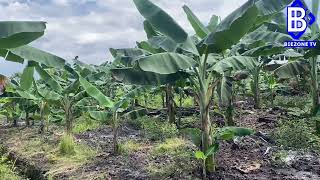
[284,0,317,48]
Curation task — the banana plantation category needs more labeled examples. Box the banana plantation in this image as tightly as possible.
[1,0,320,179]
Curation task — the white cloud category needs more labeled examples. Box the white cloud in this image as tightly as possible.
[1,0,300,76]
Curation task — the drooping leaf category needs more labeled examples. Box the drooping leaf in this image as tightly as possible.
[37,88,61,101]
[79,76,114,108]
[16,90,37,100]
[143,20,160,39]
[111,68,189,86]
[215,127,254,140]
[0,21,46,48]
[242,44,285,57]
[148,36,177,52]
[137,53,196,74]
[217,76,233,107]
[204,0,259,53]
[0,49,24,63]
[89,111,110,122]
[8,45,66,68]
[35,65,63,93]
[274,60,310,79]
[20,62,35,91]
[205,143,219,157]
[183,5,209,38]
[133,0,188,43]
[254,0,294,26]
[207,15,220,32]
[212,56,258,74]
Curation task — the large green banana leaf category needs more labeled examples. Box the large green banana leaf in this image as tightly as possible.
[0,21,46,48]
[253,0,294,27]
[0,49,24,63]
[217,76,233,106]
[143,20,160,39]
[243,30,292,45]
[148,36,177,52]
[20,62,35,91]
[6,45,66,68]
[133,0,198,55]
[242,44,285,57]
[183,5,209,38]
[89,111,111,122]
[110,48,146,58]
[274,60,310,79]
[35,65,63,93]
[136,41,160,54]
[79,76,114,108]
[37,88,62,101]
[212,56,258,74]
[133,0,187,43]
[207,15,220,32]
[204,0,259,53]
[137,53,196,74]
[111,68,189,86]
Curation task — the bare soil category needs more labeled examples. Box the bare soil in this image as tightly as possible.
[0,101,320,180]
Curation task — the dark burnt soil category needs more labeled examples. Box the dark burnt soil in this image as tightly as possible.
[213,102,320,180]
[0,101,320,180]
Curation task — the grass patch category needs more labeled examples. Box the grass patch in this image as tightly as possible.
[140,117,178,141]
[59,134,75,155]
[4,128,97,178]
[0,155,20,180]
[273,119,320,152]
[73,115,100,134]
[147,138,198,179]
[118,140,146,155]
[153,138,187,154]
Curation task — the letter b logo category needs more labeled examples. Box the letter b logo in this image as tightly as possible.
[287,0,316,40]
[288,7,307,33]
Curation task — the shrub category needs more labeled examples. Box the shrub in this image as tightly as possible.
[273,119,320,151]
[140,117,178,141]
[59,134,75,155]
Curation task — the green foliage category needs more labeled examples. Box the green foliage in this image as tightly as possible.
[140,117,178,141]
[118,140,144,155]
[148,138,198,179]
[273,119,320,151]
[59,134,75,155]
[73,115,100,134]
[0,155,20,180]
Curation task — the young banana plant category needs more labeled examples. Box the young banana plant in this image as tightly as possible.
[79,74,146,154]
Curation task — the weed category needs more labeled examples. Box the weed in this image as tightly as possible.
[273,119,320,152]
[59,134,75,155]
[73,115,100,134]
[140,117,178,141]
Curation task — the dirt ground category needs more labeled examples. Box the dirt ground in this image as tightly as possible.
[0,101,320,180]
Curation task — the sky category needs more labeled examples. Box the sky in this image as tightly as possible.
[0,0,250,76]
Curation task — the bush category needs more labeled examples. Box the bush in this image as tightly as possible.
[140,117,178,141]
[59,134,75,155]
[273,119,320,151]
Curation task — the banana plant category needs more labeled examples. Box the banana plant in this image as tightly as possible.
[195,127,253,178]
[79,74,147,154]
[110,0,293,174]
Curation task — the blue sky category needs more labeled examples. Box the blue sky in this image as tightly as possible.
[0,0,313,76]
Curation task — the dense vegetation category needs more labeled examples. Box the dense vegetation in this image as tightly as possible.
[1,0,320,179]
